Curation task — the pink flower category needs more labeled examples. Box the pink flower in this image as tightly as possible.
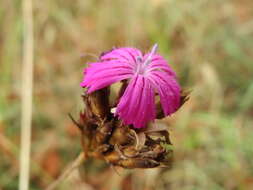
[81,44,181,128]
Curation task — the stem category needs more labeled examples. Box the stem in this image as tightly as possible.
[19,0,34,189]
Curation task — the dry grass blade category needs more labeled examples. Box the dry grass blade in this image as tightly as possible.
[19,0,34,189]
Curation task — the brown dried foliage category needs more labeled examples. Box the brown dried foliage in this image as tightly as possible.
[72,85,189,169]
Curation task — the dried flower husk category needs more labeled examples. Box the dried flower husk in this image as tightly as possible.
[74,86,189,169]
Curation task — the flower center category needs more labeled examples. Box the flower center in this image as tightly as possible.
[135,44,158,75]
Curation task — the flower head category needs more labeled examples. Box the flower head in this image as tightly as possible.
[81,44,181,128]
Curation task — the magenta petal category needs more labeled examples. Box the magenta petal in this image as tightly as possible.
[144,54,176,76]
[81,59,134,92]
[101,48,142,66]
[85,74,132,93]
[88,60,135,69]
[148,70,180,115]
[115,75,140,123]
[84,68,133,82]
[134,78,155,128]
[116,75,155,128]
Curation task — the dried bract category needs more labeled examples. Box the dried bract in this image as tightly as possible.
[74,88,188,168]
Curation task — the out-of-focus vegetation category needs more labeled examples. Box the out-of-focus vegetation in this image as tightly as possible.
[1,0,253,189]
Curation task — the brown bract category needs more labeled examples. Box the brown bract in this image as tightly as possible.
[73,86,189,169]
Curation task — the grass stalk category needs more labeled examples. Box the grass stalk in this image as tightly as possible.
[19,0,34,189]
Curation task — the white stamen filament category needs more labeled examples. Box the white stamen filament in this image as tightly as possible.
[135,44,158,75]
[143,43,158,67]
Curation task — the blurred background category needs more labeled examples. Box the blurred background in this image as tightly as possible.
[1,0,253,189]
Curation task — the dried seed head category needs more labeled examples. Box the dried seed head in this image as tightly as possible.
[74,88,189,169]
